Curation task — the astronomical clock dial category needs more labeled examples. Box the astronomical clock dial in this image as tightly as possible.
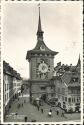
[39,61,48,73]
[36,60,50,79]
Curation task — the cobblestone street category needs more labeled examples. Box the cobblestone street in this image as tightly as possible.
[5,90,81,122]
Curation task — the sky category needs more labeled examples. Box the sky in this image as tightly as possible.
[3,2,83,79]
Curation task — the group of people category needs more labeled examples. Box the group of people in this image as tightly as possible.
[36,104,44,114]
[16,94,66,122]
[17,99,26,109]
[48,108,66,118]
[56,109,65,117]
[35,99,66,118]
[16,98,28,121]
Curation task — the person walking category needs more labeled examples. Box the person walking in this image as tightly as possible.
[22,103,23,107]
[50,109,52,113]
[48,111,52,117]
[24,116,27,122]
[61,110,64,117]
[41,108,43,113]
[61,110,66,118]
[24,99,26,103]
[17,103,20,109]
[19,103,20,108]
[37,105,40,111]
[15,112,18,116]
[56,109,59,115]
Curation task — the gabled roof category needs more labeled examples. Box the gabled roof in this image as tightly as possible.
[61,71,80,87]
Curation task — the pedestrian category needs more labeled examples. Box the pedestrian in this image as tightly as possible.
[24,116,27,122]
[50,109,52,113]
[61,110,65,117]
[37,105,40,111]
[18,103,20,108]
[48,111,52,117]
[9,105,11,109]
[17,104,19,109]
[22,103,23,107]
[41,108,43,113]
[56,109,59,115]
[24,100,26,103]
[15,112,18,116]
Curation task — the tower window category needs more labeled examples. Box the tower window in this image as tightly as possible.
[72,77,78,82]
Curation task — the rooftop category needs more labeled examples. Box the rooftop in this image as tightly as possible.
[3,61,22,79]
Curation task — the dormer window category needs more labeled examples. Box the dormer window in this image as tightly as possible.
[72,77,78,82]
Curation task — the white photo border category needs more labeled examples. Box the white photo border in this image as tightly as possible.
[0,0,83,124]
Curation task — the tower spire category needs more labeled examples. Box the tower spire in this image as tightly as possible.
[38,5,42,32]
[37,4,44,41]
[77,54,81,67]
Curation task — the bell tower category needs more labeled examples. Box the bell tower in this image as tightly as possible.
[26,5,58,101]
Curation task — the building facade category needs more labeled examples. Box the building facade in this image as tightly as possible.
[3,61,22,116]
[26,7,58,101]
[52,57,81,112]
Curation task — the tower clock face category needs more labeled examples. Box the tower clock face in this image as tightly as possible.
[39,61,48,73]
[36,60,50,79]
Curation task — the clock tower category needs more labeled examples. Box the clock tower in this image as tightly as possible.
[26,6,58,101]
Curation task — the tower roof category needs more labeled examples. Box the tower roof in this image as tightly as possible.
[26,40,58,59]
[26,5,58,60]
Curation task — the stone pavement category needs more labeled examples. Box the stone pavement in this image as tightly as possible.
[5,93,81,122]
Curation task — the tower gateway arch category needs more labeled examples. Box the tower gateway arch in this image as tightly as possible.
[26,6,58,102]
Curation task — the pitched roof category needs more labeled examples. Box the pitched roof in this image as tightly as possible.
[68,82,80,87]
[61,71,80,87]
[26,40,58,59]
[3,61,22,79]
[61,71,72,85]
